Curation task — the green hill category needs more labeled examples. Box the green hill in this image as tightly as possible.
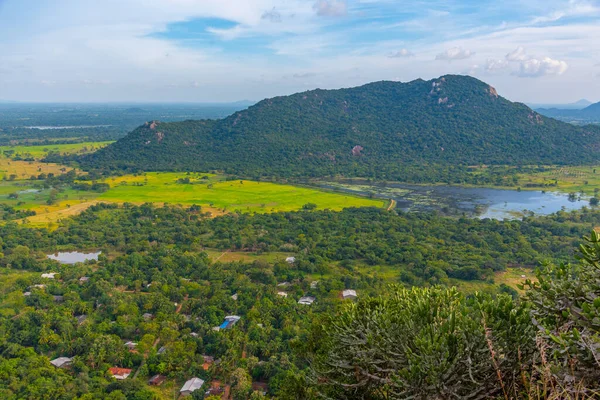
[82,75,600,180]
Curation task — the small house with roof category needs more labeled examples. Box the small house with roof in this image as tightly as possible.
[342,289,358,300]
[148,374,166,386]
[180,377,205,396]
[41,272,58,279]
[50,357,72,368]
[109,367,132,380]
[219,315,241,330]
[298,296,315,305]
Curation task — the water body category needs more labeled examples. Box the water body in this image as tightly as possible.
[317,182,590,220]
[17,189,40,194]
[25,125,111,130]
[47,251,101,264]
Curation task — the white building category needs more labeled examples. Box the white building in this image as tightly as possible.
[342,289,358,300]
[180,377,205,396]
[298,296,315,305]
[50,357,72,368]
[277,291,288,297]
[285,257,296,264]
[41,272,58,279]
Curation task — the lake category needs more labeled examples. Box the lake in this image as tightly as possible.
[317,182,590,219]
[25,125,111,130]
[47,251,101,264]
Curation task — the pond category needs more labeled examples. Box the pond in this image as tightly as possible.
[316,182,590,220]
[47,251,101,264]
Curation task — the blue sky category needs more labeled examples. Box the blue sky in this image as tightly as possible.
[0,0,599,103]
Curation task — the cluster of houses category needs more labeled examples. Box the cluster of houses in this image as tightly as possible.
[42,254,359,398]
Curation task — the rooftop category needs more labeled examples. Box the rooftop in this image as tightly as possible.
[50,357,72,368]
[180,377,205,393]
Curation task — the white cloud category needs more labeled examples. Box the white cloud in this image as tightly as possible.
[313,0,347,17]
[388,49,413,58]
[435,47,475,61]
[505,46,528,61]
[517,57,569,77]
[485,58,509,72]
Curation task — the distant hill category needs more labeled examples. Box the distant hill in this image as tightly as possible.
[530,99,592,110]
[82,75,600,180]
[537,101,600,123]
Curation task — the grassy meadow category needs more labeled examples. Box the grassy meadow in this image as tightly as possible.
[0,141,113,159]
[99,172,384,213]
[513,165,600,195]
[0,169,384,227]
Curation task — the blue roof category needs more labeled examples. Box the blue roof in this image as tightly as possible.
[219,321,230,329]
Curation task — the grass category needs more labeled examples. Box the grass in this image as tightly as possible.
[98,172,384,214]
[0,142,104,180]
[204,249,294,263]
[0,159,71,179]
[0,171,384,227]
[513,165,600,195]
[0,141,113,159]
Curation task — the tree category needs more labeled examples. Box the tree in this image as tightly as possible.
[525,231,600,393]
[309,286,535,399]
[231,367,252,400]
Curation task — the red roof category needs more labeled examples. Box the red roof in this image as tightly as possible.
[109,367,132,376]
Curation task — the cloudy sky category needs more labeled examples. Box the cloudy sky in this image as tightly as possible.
[0,0,599,103]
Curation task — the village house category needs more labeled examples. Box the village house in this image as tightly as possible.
[277,291,288,297]
[148,374,166,386]
[342,289,358,300]
[41,272,58,279]
[109,367,132,380]
[180,377,205,396]
[219,315,241,330]
[202,355,215,371]
[75,315,87,325]
[285,256,296,264]
[79,276,89,283]
[298,296,316,305]
[142,313,153,320]
[50,357,72,368]
[205,380,226,397]
[252,382,269,396]
[231,293,238,300]
[124,341,137,350]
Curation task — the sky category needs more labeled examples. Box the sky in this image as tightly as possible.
[0,0,599,103]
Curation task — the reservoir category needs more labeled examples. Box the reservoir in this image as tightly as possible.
[47,251,101,264]
[317,182,590,219]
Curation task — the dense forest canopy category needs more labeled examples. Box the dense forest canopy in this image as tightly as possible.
[82,75,600,181]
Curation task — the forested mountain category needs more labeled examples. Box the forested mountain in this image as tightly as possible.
[82,75,600,179]
[537,101,600,124]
